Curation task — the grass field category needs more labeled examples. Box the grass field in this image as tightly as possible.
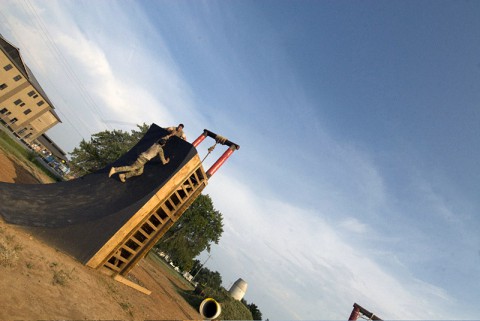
[147,252,194,290]
[0,130,61,182]
[0,130,32,159]
[0,128,254,320]
[147,252,253,320]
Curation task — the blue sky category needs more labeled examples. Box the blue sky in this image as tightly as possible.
[2,0,480,319]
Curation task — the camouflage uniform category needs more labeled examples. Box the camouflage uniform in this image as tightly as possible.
[112,143,168,180]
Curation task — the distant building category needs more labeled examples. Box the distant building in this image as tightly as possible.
[228,278,248,301]
[36,133,68,162]
[183,271,194,282]
[0,34,61,144]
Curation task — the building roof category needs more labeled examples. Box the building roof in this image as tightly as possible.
[36,134,68,161]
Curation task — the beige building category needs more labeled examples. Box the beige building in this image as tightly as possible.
[0,34,61,143]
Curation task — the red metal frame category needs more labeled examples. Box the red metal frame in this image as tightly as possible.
[206,146,235,178]
[348,305,360,321]
[192,132,207,147]
[192,129,239,178]
[348,303,382,321]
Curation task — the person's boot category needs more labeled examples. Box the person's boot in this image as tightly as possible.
[119,174,126,183]
[109,167,116,177]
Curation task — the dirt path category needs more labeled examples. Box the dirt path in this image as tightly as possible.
[0,151,51,184]
[0,149,202,320]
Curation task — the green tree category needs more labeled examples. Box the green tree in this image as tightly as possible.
[69,123,149,176]
[190,264,223,289]
[241,299,263,320]
[155,194,223,271]
[247,303,263,320]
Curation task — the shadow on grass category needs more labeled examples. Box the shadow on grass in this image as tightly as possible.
[177,288,204,311]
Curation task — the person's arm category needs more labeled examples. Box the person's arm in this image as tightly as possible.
[164,127,176,139]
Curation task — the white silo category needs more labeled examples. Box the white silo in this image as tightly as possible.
[228,278,248,301]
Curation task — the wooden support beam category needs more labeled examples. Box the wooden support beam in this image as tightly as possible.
[86,155,205,269]
[114,275,151,295]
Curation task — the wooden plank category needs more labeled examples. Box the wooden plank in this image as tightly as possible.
[129,235,143,247]
[119,183,207,276]
[165,198,176,211]
[114,275,152,295]
[185,177,194,191]
[192,171,200,187]
[104,261,121,272]
[175,190,185,202]
[86,155,203,269]
[137,226,151,239]
[132,233,147,246]
[112,253,128,263]
[122,245,137,256]
[97,266,117,276]
[179,183,190,196]
[150,211,164,225]
[145,219,158,231]
[100,162,208,275]
[160,204,172,217]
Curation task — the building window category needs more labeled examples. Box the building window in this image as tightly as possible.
[17,128,28,135]
[0,83,7,90]
[37,100,45,107]
[10,117,18,124]
[20,102,25,107]
[14,99,23,105]
[24,109,32,115]
[3,64,13,71]
[13,75,22,81]
[24,133,32,139]
[33,94,39,98]
[28,90,36,97]
[0,108,8,114]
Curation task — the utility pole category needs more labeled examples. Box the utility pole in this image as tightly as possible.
[192,254,212,280]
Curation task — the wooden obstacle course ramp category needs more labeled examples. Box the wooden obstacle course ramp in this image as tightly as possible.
[0,124,202,269]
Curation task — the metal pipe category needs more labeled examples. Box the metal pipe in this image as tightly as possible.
[199,298,221,320]
[201,129,240,150]
[192,131,207,147]
[348,305,360,321]
[350,303,382,321]
[206,145,235,178]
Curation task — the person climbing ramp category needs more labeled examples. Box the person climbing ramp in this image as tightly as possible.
[165,123,186,140]
[109,138,169,182]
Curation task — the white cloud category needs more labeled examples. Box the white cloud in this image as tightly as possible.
[340,217,369,234]
[1,1,206,151]
[205,172,457,319]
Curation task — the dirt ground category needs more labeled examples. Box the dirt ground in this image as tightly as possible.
[0,151,54,184]
[0,149,202,320]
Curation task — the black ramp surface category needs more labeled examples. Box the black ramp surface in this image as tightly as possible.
[0,124,197,263]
